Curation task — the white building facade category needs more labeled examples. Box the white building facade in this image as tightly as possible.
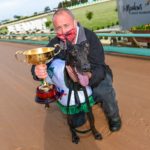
[7,18,48,34]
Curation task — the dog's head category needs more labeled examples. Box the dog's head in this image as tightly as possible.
[66,41,91,73]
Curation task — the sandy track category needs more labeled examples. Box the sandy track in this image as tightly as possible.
[0,41,150,150]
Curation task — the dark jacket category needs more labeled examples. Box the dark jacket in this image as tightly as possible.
[31,27,107,88]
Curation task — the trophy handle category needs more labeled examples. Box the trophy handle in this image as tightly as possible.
[15,50,26,63]
[54,44,62,56]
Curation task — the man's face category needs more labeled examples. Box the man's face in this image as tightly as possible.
[53,12,76,35]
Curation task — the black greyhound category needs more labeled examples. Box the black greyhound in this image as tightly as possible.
[65,41,102,144]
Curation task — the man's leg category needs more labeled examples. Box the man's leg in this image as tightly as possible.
[92,72,121,132]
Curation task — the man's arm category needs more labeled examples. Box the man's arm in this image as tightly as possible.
[86,30,106,87]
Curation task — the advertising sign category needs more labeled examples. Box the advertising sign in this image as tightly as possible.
[117,0,150,29]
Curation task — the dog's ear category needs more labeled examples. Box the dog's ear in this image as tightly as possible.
[85,42,89,48]
[79,41,89,48]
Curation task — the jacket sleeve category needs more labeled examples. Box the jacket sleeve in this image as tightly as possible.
[87,31,106,87]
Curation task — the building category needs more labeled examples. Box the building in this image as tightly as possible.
[0,13,51,34]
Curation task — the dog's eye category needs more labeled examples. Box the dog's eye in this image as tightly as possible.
[71,50,77,56]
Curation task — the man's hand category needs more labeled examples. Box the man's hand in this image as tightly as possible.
[35,64,48,79]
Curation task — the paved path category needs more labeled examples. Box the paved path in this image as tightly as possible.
[0,42,150,150]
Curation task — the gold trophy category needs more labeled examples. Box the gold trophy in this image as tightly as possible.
[15,46,62,107]
[15,46,61,90]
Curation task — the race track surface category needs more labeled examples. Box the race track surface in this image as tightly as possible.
[0,42,150,150]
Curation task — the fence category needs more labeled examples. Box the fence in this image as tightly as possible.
[0,32,150,57]
[98,33,150,57]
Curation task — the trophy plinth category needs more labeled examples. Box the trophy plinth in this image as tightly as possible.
[15,46,61,106]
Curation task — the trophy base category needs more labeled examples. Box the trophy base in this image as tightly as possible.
[35,85,61,104]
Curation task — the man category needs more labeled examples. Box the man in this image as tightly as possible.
[33,8,121,132]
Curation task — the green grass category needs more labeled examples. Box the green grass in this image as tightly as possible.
[48,0,118,30]
[73,0,118,30]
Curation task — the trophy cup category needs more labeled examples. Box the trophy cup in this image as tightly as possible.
[15,46,62,107]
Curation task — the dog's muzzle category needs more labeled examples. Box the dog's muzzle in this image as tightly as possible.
[82,63,91,72]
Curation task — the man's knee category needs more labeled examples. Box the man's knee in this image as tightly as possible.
[92,72,115,101]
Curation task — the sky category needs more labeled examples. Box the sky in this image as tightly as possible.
[0,0,63,21]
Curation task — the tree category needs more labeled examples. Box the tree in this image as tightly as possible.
[57,0,88,8]
[86,11,93,20]
[44,6,51,13]
[14,15,21,19]
[0,26,8,34]
[45,20,52,28]
[34,12,38,16]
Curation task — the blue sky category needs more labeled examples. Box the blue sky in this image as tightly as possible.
[0,0,62,21]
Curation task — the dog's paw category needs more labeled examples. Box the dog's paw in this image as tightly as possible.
[72,135,80,144]
[93,132,102,140]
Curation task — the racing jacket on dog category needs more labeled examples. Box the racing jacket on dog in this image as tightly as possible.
[46,59,95,115]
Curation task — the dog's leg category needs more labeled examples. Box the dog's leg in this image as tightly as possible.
[87,112,102,140]
[70,126,80,144]
[82,87,102,140]
[67,116,80,144]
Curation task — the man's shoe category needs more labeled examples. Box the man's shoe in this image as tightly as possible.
[108,116,122,132]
